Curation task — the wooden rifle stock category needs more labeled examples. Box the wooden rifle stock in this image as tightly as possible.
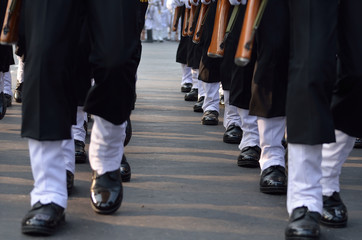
[182,7,190,37]
[186,4,199,36]
[0,0,22,45]
[207,0,231,58]
[172,6,182,32]
[192,1,210,43]
[234,0,267,66]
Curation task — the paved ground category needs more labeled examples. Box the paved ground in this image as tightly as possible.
[1,41,362,240]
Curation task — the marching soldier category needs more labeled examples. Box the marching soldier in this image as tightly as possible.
[20,0,142,235]
[285,0,362,239]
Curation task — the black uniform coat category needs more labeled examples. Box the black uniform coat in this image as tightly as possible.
[287,0,362,144]
[248,0,289,118]
[227,5,256,110]
[198,0,222,83]
[21,0,140,140]
[176,6,189,64]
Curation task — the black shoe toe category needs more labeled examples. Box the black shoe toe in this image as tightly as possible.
[181,83,192,93]
[201,110,219,125]
[184,88,198,101]
[90,169,123,214]
[223,124,242,144]
[321,192,348,227]
[285,207,321,240]
[259,165,287,194]
[193,96,204,112]
[237,146,261,168]
[22,202,65,236]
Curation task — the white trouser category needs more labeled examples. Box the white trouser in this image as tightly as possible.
[191,69,199,89]
[198,78,205,98]
[72,106,87,142]
[202,82,220,112]
[29,139,74,209]
[287,130,355,215]
[237,108,260,150]
[181,64,192,85]
[89,116,127,175]
[3,71,12,96]
[17,56,25,83]
[63,138,75,174]
[223,90,241,129]
[321,130,355,196]
[258,117,286,171]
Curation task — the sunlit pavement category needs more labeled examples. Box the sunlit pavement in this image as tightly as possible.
[1,41,362,240]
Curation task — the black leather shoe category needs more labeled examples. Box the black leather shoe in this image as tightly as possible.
[260,165,287,194]
[4,93,12,107]
[193,96,204,112]
[285,206,321,240]
[181,83,192,93]
[223,124,242,144]
[75,140,87,164]
[66,170,74,195]
[184,88,198,101]
[354,138,362,148]
[120,154,131,182]
[90,169,123,214]
[22,201,65,236]
[14,81,23,103]
[0,92,6,120]
[201,110,219,125]
[321,192,347,227]
[237,145,261,168]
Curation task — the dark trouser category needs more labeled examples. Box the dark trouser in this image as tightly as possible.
[21,0,139,140]
[287,0,362,144]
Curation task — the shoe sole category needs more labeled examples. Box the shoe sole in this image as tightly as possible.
[237,160,260,168]
[193,108,203,113]
[320,219,347,228]
[285,236,319,240]
[260,186,287,194]
[91,200,122,215]
[185,97,198,101]
[22,215,65,236]
[223,137,242,144]
[181,89,191,93]
[202,120,218,125]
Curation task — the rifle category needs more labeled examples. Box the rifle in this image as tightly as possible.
[234,0,268,66]
[172,6,182,32]
[207,0,231,58]
[186,1,200,36]
[0,0,22,45]
[181,6,190,37]
[192,1,210,44]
